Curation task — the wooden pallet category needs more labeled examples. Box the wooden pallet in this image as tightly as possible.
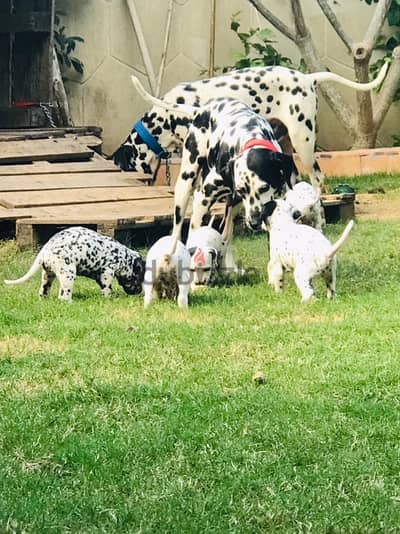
[0,130,354,249]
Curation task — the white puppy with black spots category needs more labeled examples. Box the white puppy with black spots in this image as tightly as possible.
[143,236,191,308]
[262,199,354,302]
[186,215,231,288]
[284,181,324,230]
[4,226,145,301]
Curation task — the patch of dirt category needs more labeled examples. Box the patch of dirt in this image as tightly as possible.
[355,193,400,220]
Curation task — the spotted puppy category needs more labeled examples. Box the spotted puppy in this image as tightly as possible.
[262,199,354,302]
[130,76,297,242]
[284,181,324,230]
[4,226,145,301]
[114,63,388,192]
[186,215,231,288]
[143,236,191,308]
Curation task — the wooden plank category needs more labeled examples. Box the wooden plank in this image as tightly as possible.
[0,126,102,140]
[0,154,119,175]
[67,134,102,149]
[0,186,174,208]
[0,172,143,192]
[0,137,94,164]
[14,199,224,226]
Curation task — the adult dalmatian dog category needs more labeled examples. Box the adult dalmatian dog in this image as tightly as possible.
[113,63,388,193]
[4,227,145,301]
[131,75,297,250]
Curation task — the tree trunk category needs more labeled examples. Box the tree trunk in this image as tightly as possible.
[352,44,375,148]
[52,48,74,127]
[247,0,397,149]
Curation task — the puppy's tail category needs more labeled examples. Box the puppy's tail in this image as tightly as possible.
[4,251,43,286]
[158,235,180,275]
[327,220,355,261]
[308,62,388,91]
[131,75,195,117]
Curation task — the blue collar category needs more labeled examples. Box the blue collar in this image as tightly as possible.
[134,120,169,159]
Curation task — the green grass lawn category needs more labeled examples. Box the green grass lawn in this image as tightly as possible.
[0,213,400,532]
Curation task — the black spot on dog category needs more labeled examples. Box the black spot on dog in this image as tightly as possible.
[176,96,185,104]
[185,132,200,164]
[175,206,182,225]
[305,119,313,131]
[230,84,239,90]
[193,110,211,130]
[298,113,304,122]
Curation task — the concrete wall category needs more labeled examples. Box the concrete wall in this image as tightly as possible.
[56,0,399,155]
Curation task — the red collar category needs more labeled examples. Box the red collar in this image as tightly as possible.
[240,138,279,155]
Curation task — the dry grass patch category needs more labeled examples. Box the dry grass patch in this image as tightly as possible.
[0,335,66,359]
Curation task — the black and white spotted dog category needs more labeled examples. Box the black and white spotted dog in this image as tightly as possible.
[4,227,145,301]
[130,75,297,250]
[284,181,324,230]
[143,235,191,308]
[113,64,388,192]
[262,199,354,302]
[186,214,231,288]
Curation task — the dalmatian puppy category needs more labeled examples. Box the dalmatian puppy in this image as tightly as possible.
[130,76,296,252]
[113,63,388,192]
[186,215,231,288]
[262,199,354,302]
[143,235,191,308]
[4,226,145,301]
[284,181,324,230]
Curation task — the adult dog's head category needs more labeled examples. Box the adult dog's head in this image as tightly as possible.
[234,147,297,231]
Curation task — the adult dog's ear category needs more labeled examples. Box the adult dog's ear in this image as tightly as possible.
[273,152,298,189]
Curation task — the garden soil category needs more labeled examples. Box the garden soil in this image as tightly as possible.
[355,193,400,220]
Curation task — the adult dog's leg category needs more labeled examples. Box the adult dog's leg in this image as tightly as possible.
[172,150,199,241]
[286,122,324,194]
[220,203,242,274]
[189,168,232,232]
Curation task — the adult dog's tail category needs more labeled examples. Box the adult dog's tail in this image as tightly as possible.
[308,62,388,91]
[131,75,195,117]
[4,252,43,286]
[327,220,355,261]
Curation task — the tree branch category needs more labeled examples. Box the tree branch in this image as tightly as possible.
[374,47,400,132]
[364,0,391,49]
[290,0,309,38]
[247,0,296,42]
[316,0,353,52]
[295,35,357,139]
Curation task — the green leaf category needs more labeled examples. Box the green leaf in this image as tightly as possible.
[71,58,84,75]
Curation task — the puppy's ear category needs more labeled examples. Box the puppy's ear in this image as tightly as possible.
[261,200,277,222]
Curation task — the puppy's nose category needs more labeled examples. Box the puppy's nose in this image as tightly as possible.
[292,209,302,220]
